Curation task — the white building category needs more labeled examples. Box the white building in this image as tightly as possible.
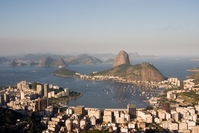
[169,122,179,131]
[87,108,101,119]
[157,109,166,119]
[90,116,96,126]
[179,122,188,130]
[103,110,112,123]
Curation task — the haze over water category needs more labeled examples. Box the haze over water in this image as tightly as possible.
[1,58,199,108]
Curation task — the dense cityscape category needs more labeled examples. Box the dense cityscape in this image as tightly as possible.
[1,0,199,133]
[1,75,199,133]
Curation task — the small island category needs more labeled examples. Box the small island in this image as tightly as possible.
[53,68,78,77]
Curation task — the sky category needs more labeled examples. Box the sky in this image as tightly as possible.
[0,0,199,56]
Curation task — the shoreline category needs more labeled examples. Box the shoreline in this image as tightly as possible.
[49,93,83,106]
[53,73,166,90]
[186,68,199,72]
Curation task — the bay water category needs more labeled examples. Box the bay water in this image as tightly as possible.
[0,57,198,109]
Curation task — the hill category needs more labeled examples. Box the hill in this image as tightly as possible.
[93,63,165,82]
[0,57,9,64]
[0,107,44,132]
[67,54,102,65]
[38,57,67,67]
[9,61,26,67]
[187,67,199,84]
[103,58,115,64]
[53,68,77,77]
[5,53,62,62]
[28,62,39,66]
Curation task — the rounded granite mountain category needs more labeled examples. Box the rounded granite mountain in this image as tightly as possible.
[95,63,164,82]
[112,50,131,67]
[94,50,165,82]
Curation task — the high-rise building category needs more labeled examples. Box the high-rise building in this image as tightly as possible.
[87,108,101,119]
[17,81,29,91]
[127,104,136,119]
[44,84,49,98]
[17,82,22,90]
[4,93,10,105]
[103,110,112,123]
[34,97,48,111]
[21,91,25,99]
[64,88,69,96]
[164,102,171,113]
[37,84,43,96]
[0,94,4,106]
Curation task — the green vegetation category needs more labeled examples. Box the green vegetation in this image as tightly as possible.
[49,91,82,106]
[157,84,199,107]
[142,62,158,71]
[187,69,199,84]
[162,87,181,94]
[145,105,153,110]
[9,61,27,67]
[131,64,142,71]
[92,62,164,82]
[157,87,182,106]
[53,68,77,77]
[92,64,131,76]
[0,107,45,133]
[29,82,42,90]
[179,90,199,105]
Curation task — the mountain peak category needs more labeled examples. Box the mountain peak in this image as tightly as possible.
[112,50,130,67]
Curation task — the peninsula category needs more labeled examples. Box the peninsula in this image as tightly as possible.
[53,50,165,84]
[53,68,77,77]
[0,81,82,109]
[187,67,199,84]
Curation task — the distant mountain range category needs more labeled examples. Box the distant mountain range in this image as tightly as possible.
[0,57,9,63]
[5,54,103,67]
[9,61,26,67]
[65,54,102,65]
[0,52,160,67]
[90,52,159,61]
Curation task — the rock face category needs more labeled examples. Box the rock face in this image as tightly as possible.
[53,58,67,67]
[9,61,26,67]
[67,54,102,65]
[38,56,54,66]
[112,50,130,67]
[39,57,67,67]
[96,62,165,82]
[125,63,165,82]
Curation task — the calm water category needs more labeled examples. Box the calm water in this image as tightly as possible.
[0,58,198,109]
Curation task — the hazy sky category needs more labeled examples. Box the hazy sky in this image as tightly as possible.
[0,0,199,56]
